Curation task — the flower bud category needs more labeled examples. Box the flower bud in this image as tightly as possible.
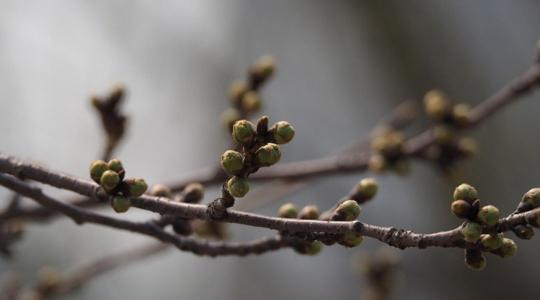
[220,150,244,174]
[125,177,148,197]
[424,89,450,120]
[252,55,276,80]
[111,196,131,213]
[278,203,298,218]
[451,200,471,219]
[480,233,504,250]
[150,184,172,198]
[339,232,364,247]
[221,108,241,130]
[354,178,379,201]
[183,183,204,203]
[513,225,535,240]
[299,205,320,220]
[458,137,478,157]
[229,80,248,104]
[368,154,387,172]
[477,205,500,227]
[522,188,540,208]
[90,160,108,183]
[461,222,482,243]
[335,200,361,221]
[452,103,470,125]
[433,125,454,144]
[497,238,518,258]
[304,241,322,256]
[255,143,281,167]
[465,249,487,271]
[232,120,256,145]
[273,121,295,144]
[227,176,249,198]
[453,183,478,203]
[241,91,262,112]
[107,159,124,174]
[100,170,120,191]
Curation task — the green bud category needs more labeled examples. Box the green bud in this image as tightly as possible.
[183,182,204,203]
[461,222,482,243]
[423,89,450,120]
[480,233,504,250]
[150,184,172,198]
[107,159,124,173]
[336,200,361,221]
[273,121,295,144]
[241,91,262,112]
[453,183,478,203]
[255,143,281,167]
[465,249,487,271]
[339,232,364,248]
[111,196,131,213]
[278,203,298,218]
[452,103,470,126]
[90,160,108,183]
[497,238,518,258]
[355,178,378,200]
[220,150,244,174]
[304,241,323,256]
[299,205,320,220]
[232,120,256,145]
[522,188,540,208]
[477,205,500,227]
[125,177,148,197]
[227,176,249,198]
[451,200,471,219]
[100,170,120,191]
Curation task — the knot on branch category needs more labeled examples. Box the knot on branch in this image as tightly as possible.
[382,227,411,249]
[207,187,235,220]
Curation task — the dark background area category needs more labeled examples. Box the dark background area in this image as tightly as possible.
[1,1,540,299]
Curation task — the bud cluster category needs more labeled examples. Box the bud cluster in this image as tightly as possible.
[89,159,148,213]
[220,116,295,198]
[450,183,518,270]
[423,89,470,126]
[368,127,409,175]
[221,56,276,129]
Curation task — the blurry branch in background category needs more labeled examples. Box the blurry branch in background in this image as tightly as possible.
[0,42,540,299]
[355,249,400,300]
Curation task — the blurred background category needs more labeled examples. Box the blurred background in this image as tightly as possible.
[1,0,540,299]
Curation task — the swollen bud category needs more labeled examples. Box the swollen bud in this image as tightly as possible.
[111,196,131,213]
[255,143,281,167]
[90,160,108,183]
[497,238,518,258]
[335,200,361,221]
[220,150,244,174]
[232,120,256,145]
[273,121,295,144]
[298,205,320,220]
[278,203,298,218]
[458,137,478,157]
[241,91,262,112]
[465,249,487,271]
[368,154,387,172]
[229,80,248,104]
[461,222,482,243]
[452,103,470,126]
[252,55,276,80]
[424,89,450,120]
[480,234,504,250]
[125,177,148,197]
[150,184,173,198]
[451,200,471,219]
[183,183,204,203]
[339,232,364,248]
[522,188,540,208]
[107,159,124,174]
[513,225,535,240]
[477,205,500,227]
[355,178,378,200]
[304,241,323,256]
[227,176,250,198]
[100,170,120,192]
[453,183,478,203]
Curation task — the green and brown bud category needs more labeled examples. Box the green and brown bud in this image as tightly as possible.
[273,121,295,144]
[304,241,323,256]
[355,178,378,201]
[452,103,470,126]
[451,200,471,219]
[150,184,173,198]
[458,137,478,157]
[480,233,504,250]
[339,232,364,248]
[477,205,500,227]
[220,150,244,174]
[255,143,281,167]
[232,120,256,145]
[513,225,535,240]
[368,154,387,173]
[453,183,478,203]
[465,249,487,271]
[278,203,298,218]
[125,177,148,197]
[424,89,451,120]
[335,200,361,221]
[107,159,124,173]
[299,205,320,220]
[461,222,482,243]
[241,91,262,112]
[371,131,404,155]
[522,188,540,208]
[227,176,250,198]
[183,183,204,203]
[100,170,120,192]
[496,238,518,258]
[90,160,108,183]
[111,196,131,213]
[252,55,276,80]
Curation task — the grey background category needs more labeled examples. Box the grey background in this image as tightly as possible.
[1,1,540,299]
